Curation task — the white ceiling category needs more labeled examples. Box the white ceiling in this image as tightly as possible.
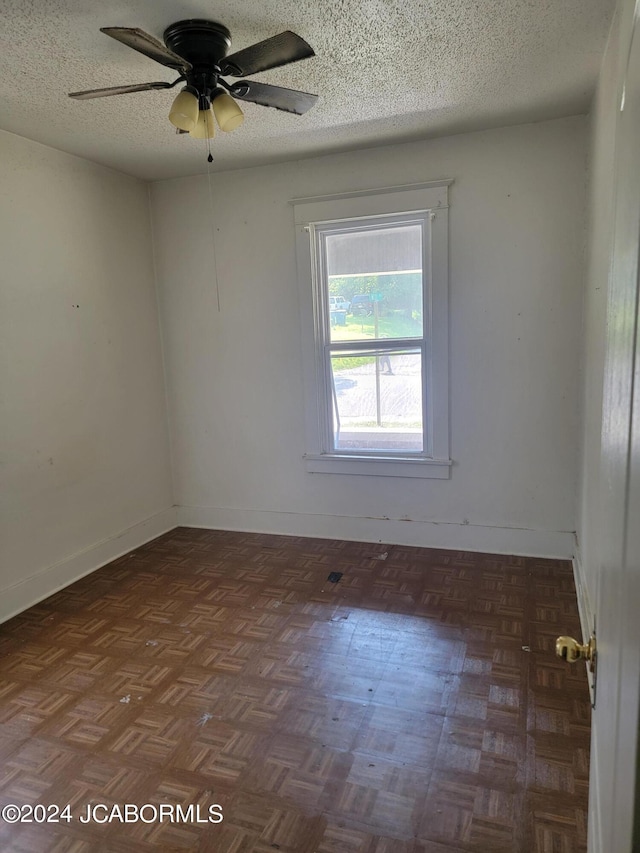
[0,0,615,181]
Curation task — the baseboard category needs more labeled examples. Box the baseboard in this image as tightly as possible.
[0,507,178,624]
[0,505,573,626]
[176,504,575,558]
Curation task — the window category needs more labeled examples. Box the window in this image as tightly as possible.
[294,182,451,478]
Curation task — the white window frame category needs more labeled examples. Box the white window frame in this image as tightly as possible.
[293,181,452,478]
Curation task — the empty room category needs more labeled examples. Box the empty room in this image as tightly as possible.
[1,0,639,851]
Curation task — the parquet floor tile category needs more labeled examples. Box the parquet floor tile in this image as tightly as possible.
[0,528,590,851]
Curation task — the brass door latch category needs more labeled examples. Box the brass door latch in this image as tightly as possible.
[556,632,597,708]
[555,634,596,665]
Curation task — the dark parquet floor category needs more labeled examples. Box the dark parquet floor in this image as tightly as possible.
[0,528,590,852]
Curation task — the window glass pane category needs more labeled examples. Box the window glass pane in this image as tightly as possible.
[330,349,423,452]
[326,224,423,343]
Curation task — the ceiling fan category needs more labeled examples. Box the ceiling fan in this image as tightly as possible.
[69,20,318,142]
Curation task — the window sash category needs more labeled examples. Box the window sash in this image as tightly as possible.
[312,213,433,458]
[326,345,426,455]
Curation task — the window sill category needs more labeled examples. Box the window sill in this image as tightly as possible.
[304,454,452,479]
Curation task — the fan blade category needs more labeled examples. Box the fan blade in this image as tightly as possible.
[69,81,174,100]
[101,27,192,72]
[231,80,318,115]
[220,31,314,77]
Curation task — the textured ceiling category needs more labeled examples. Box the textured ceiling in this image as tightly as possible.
[0,0,615,181]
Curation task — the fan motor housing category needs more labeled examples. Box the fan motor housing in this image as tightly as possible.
[163,19,231,88]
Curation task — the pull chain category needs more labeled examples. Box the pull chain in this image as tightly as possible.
[203,134,221,312]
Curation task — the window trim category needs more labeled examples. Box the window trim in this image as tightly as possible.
[293,181,452,478]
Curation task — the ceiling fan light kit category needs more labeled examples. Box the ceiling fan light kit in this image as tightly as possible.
[212,90,244,132]
[168,87,199,131]
[69,18,318,153]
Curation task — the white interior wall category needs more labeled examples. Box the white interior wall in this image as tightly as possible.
[151,116,587,557]
[0,130,175,622]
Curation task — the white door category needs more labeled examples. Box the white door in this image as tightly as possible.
[590,4,640,851]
